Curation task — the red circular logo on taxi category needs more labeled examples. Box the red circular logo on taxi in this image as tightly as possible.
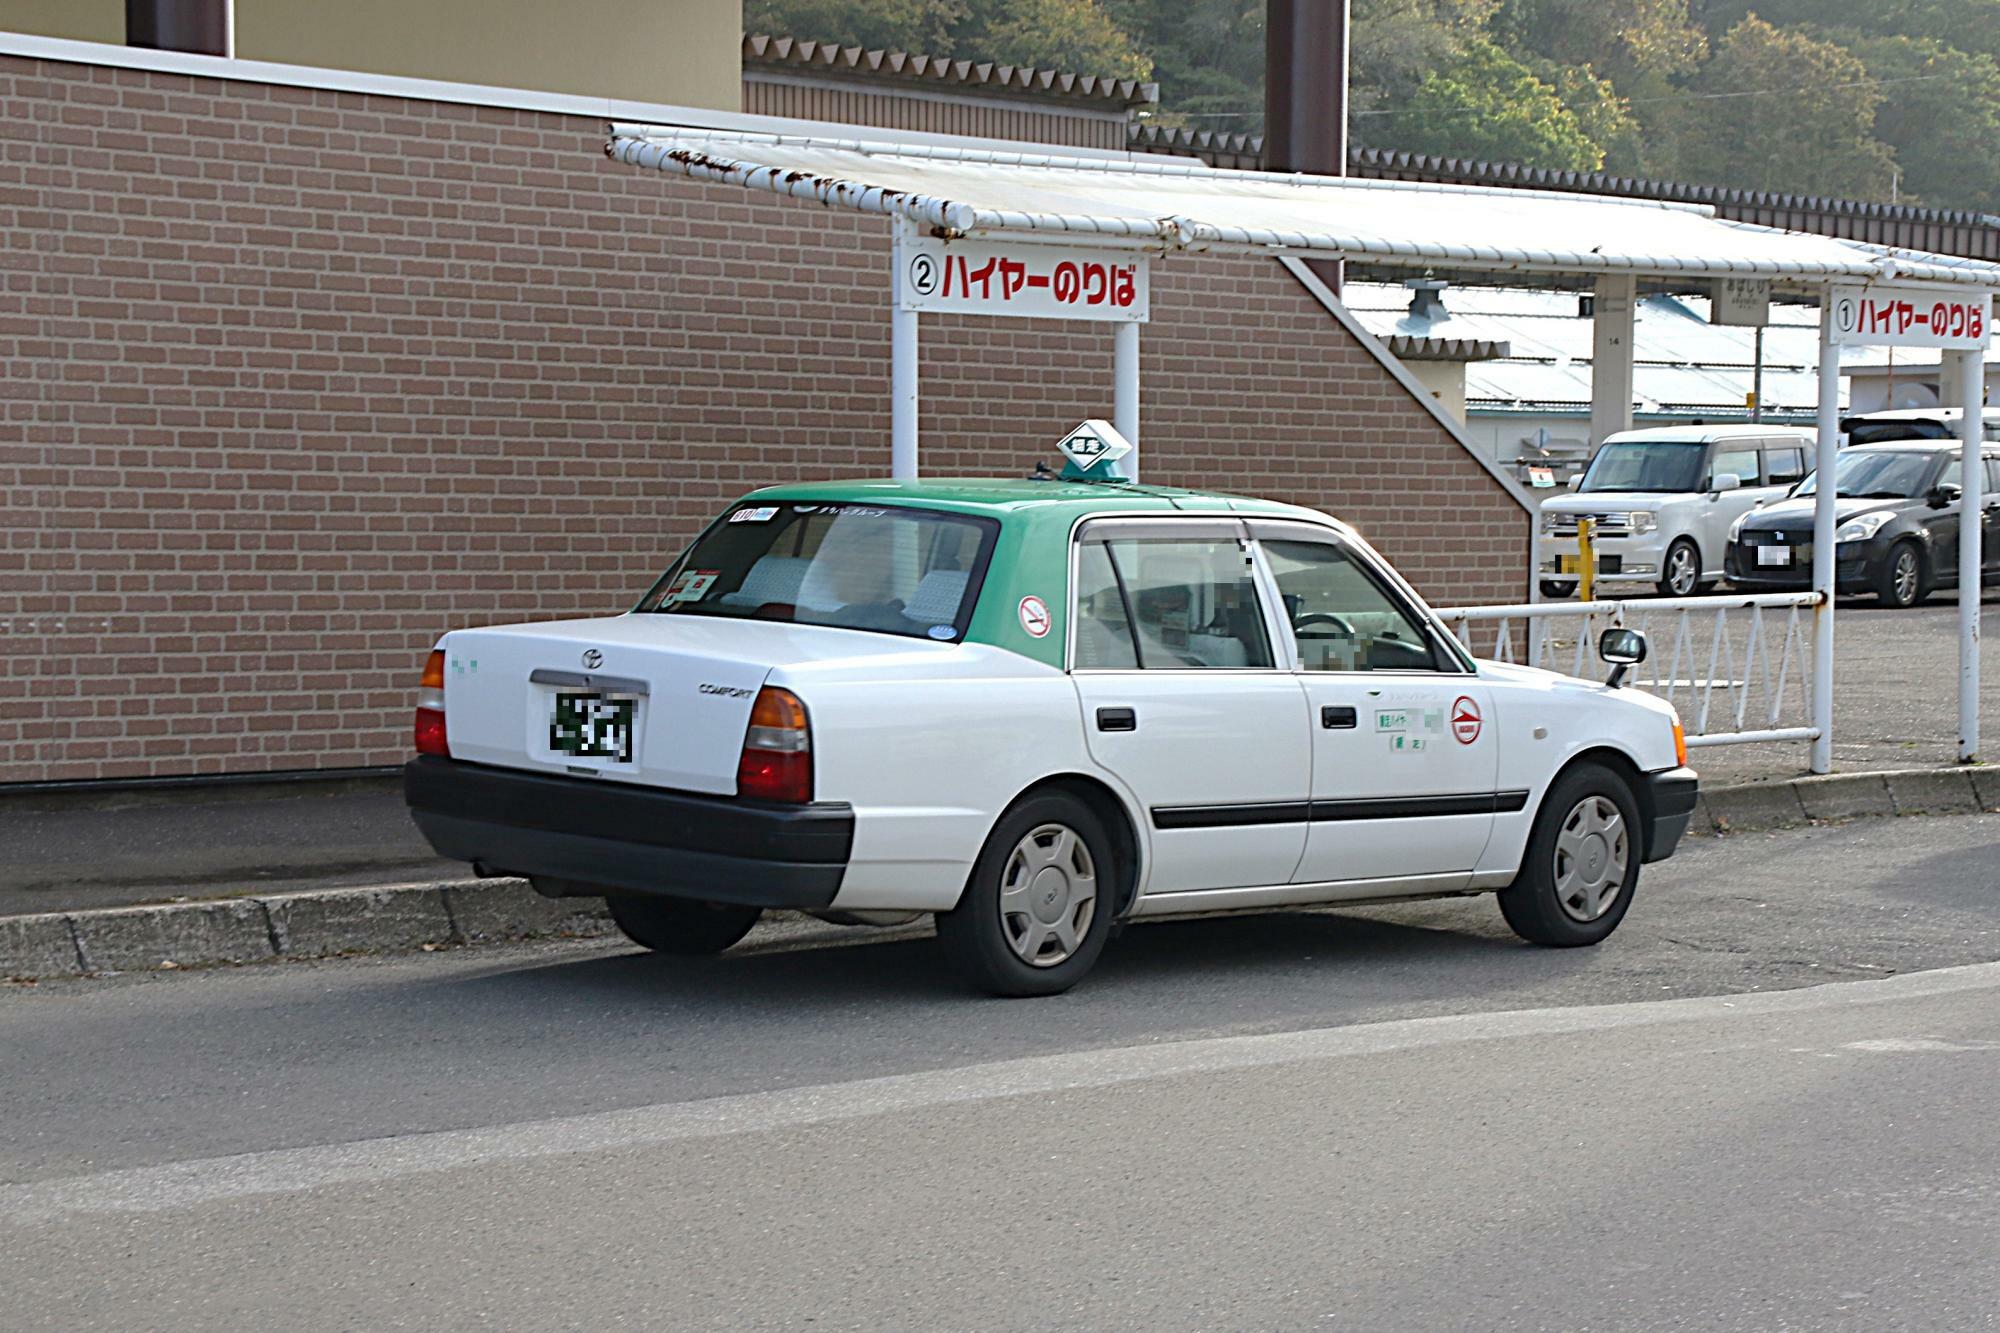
[1451,696,1482,745]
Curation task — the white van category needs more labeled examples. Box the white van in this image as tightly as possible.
[1537,425,1816,598]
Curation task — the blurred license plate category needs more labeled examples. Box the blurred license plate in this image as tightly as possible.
[1757,546,1791,567]
[1557,554,1581,574]
[550,691,636,762]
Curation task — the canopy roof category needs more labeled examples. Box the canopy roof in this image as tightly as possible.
[608,127,2000,292]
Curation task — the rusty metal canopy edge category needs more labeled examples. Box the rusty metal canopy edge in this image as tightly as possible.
[607,127,2000,292]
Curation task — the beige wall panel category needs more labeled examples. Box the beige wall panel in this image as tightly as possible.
[237,0,739,108]
[0,0,123,43]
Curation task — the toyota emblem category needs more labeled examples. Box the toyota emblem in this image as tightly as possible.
[581,649,604,670]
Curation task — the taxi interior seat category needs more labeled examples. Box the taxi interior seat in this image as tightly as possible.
[721,556,813,609]
[901,569,970,626]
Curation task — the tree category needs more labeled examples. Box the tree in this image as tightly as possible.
[1659,15,1897,198]
[1494,0,1707,83]
[1383,36,1605,169]
[966,0,1153,79]
[1849,34,2000,211]
[742,0,967,52]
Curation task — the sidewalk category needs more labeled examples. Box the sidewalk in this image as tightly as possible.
[0,772,461,918]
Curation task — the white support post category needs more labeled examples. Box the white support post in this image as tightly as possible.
[889,219,920,479]
[1811,297,1841,774]
[1589,275,1637,447]
[1957,345,1985,762]
[1114,320,1140,480]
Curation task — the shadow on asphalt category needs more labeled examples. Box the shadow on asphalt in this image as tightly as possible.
[415,906,1549,1011]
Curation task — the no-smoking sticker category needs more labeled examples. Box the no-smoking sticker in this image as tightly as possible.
[1018,595,1052,639]
[1451,695,1482,745]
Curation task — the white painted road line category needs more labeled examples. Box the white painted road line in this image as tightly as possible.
[5,961,1998,1228]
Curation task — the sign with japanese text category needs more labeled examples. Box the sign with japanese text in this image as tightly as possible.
[1829,283,1990,349]
[896,236,1149,322]
[1711,277,1771,328]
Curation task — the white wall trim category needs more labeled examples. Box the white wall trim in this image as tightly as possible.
[0,30,1132,161]
[1281,257,1536,518]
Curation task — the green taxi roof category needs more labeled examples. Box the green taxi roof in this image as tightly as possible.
[745,476,1323,521]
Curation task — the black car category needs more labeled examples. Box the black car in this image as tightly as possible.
[1725,443,2000,608]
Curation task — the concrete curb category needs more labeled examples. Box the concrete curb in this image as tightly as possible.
[1,766,1994,982]
[3,878,613,982]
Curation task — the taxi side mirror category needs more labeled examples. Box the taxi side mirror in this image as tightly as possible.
[1567,474,1584,491]
[1599,627,1648,688]
[1709,473,1741,496]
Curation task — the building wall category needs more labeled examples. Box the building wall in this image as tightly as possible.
[742,74,1125,149]
[2,0,741,108]
[0,53,1525,782]
[1,1,122,44]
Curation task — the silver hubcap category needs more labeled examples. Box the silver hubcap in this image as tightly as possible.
[999,823,1096,967]
[1554,795,1629,923]
[1894,550,1918,603]
[1666,545,1696,595]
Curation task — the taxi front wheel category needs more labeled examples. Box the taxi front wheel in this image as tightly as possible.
[1499,764,1641,947]
[937,793,1117,997]
[603,893,763,955]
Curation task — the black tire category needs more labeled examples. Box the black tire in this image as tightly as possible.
[1874,539,1926,608]
[936,791,1118,997]
[1657,537,1701,598]
[1498,763,1642,947]
[605,894,762,955]
[1538,579,1575,600]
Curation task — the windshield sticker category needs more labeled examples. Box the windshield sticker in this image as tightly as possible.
[927,625,957,641]
[1018,596,1052,639]
[663,570,720,603]
[729,506,779,524]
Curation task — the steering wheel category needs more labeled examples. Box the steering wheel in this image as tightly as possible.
[1292,612,1356,637]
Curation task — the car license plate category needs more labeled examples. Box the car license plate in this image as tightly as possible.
[1757,546,1791,567]
[549,691,637,762]
[1557,554,1580,574]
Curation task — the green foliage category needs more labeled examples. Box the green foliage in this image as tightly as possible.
[1389,37,1604,169]
[745,0,2000,207]
[1660,14,1897,198]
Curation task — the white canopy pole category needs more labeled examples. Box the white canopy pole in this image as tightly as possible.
[1811,296,1840,775]
[1113,321,1140,480]
[890,219,920,479]
[1958,343,1986,761]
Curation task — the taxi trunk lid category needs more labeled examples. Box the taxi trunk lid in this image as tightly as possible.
[437,614,901,796]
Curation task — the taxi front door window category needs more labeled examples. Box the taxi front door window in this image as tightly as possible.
[1261,539,1441,673]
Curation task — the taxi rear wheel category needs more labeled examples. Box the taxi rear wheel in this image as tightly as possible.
[604,894,762,955]
[1498,764,1640,947]
[937,793,1116,997]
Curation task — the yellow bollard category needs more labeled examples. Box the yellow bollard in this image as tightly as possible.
[1577,516,1596,604]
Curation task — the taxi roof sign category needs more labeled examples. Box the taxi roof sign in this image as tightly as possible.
[1056,420,1135,481]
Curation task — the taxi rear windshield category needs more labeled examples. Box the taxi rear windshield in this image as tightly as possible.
[636,502,1000,642]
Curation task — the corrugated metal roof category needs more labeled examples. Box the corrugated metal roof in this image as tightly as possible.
[1345,282,1827,417]
[743,35,1158,110]
[1126,129,2000,263]
[608,128,2000,289]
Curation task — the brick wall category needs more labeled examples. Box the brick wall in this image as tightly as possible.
[0,55,1527,783]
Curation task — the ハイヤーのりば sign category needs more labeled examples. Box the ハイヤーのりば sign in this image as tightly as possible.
[1829,282,1991,350]
[897,236,1150,323]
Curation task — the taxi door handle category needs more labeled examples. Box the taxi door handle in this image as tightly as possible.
[1321,705,1358,729]
[1096,707,1137,732]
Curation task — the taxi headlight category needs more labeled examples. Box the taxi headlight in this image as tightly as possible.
[1627,511,1657,534]
[1540,511,1564,536]
[1836,512,1894,543]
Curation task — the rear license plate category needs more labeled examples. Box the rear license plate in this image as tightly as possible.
[550,691,637,762]
[1557,554,1580,574]
[1757,546,1791,567]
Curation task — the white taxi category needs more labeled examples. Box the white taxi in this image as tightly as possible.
[406,429,1698,995]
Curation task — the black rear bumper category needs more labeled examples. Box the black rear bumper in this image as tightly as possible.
[403,757,852,908]
[1641,767,1700,863]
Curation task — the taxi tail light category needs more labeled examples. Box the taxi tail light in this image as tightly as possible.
[1672,720,1688,768]
[737,686,811,803]
[414,649,449,757]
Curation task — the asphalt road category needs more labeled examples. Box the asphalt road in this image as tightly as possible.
[2,815,1997,1329]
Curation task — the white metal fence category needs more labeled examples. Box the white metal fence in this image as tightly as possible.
[1436,592,1827,748]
